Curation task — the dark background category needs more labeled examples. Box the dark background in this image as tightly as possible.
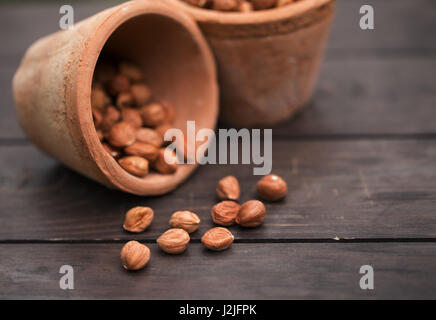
[0,0,435,299]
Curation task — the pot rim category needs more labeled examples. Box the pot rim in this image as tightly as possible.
[171,0,334,25]
[73,0,218,195]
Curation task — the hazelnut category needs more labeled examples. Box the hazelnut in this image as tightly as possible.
[96,129,104,141]
[140,102,166,127]
[136,128,164,148]
[211,201,241,226]
[201,227,234,251]
[213,0,239,11]
[251,0,277,10]
[93,64,116,85]
[118,156,149,177]
[155,124,174,144]
[120,241,150,271]
[119,61,144,83]
[91,87,110,110]
[169,211,200,233]
[153,149,178,174]
[101,105,120,132]
[157,228,190,254]
[236,200,266,227]
[161,101,176,124]
[256,174,287,201]
[116,92,134,109]
[107,121,136,148]
[109,74,130,95]
[92,107,103,128]
[131,84,152,106]
[124,142,159,161]
[123,206,154,233]
[121,107,143,129]
[238,1,254,12]
[216,175,240,201]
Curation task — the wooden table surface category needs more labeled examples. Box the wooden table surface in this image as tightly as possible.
[0,0,435,299]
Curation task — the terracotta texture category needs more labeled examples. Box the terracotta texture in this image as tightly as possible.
[13,0,218,195]
[172,0,336,127]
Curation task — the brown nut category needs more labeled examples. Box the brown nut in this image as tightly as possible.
[238,1,254,12]
[124,142,159,161]
[107,121,136,148]
[157,228,190,254]
[121,107,143,129]
[91,87,110,110]
[119,61,144,83]
[169,211,200,233]
[136,128,164,148]
[216,176,240,201]
[201,227,234,251]
[101,105,120,132]
[161,101,176,124]
[93,64,116,85]
[153,149,178,174]
[92,107,103,128]
[251,0,277,10]
[211,201,241,226]
[109,74,130,95]
[120,241,150,271]
[256,174,288,201]
[116,92,134,109]
[118,156,149,177]
[140,102,166,127]
[123,206,154,233]
[213,0,239,11]
[131,84,152,106]
[236,200,266,227]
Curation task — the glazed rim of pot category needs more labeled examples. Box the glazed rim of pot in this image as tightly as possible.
[75,1,217,195]
[174,0,333,23]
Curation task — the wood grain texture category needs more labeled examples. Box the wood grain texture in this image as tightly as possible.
[1,140,435,241]
[1,243,435,299]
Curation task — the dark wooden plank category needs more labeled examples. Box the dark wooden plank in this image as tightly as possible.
[1,243,435,299]
[1,140,435,240]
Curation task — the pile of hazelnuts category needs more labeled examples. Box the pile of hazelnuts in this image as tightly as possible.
[91,61,179,177]
[182,0,297,12]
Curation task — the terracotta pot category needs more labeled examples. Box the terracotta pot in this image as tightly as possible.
[12,0,218,195]
[171,0,335,127]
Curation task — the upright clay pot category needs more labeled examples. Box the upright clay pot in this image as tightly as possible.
[12,0,218,195]
[172,0,335,127]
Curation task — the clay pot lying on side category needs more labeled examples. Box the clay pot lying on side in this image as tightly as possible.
[172,0,336,128]
[13,0,218,195]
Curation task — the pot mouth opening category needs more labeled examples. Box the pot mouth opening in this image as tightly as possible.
[172,0,333,25]
[76,2,217,195]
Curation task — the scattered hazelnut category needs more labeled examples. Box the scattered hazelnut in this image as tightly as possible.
[119,61,144,82]
[211,201,241,226]
[140,102,166,127]
[120,241,150,271]
[136,128,164,148]
[121,107,143,129]
[157,228,190,254]
[123,206,154,233]
[238,0,254,12]
[118,156,149,177]
[256,174,287,201]
[216,175,240,201]
[236,200,266,227]
[161,101,176,124]
[153,149,178,174]
[169,211,201,233]
[131,84,152,106]
[201,227,234,251]
[124,142,159,161]
[108,121,136,148]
